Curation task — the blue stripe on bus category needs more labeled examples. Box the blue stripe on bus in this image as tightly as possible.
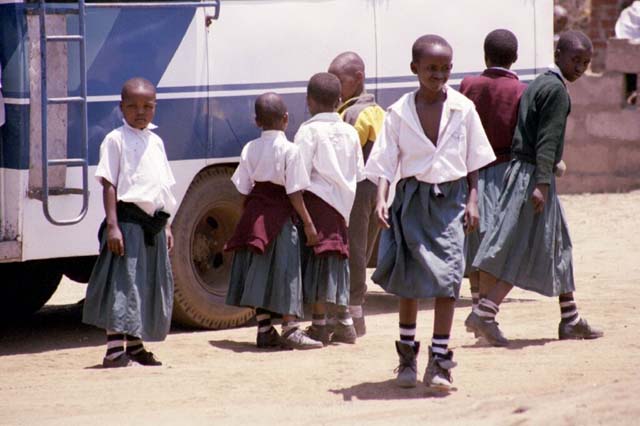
[2,79,535,170]
[0,3,30,97]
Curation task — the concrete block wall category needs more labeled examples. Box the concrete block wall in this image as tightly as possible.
[559,38,640,194]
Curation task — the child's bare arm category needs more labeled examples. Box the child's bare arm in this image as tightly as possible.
[165,224,174,253]
[464,170,480,234]
[288,191,319,246]
[375,178,391,229]
[101,178,124,256]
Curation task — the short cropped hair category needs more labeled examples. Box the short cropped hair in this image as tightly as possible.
[121,77,156,100]
[556,30,593,53]
[307,72,341,107]
[412,34,452,63]
[255,92,287,128]
[484,29,518,67]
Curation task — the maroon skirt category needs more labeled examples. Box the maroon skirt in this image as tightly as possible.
[303,191,349,258]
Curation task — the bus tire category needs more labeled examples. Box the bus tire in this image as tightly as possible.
[170,166,254,329]
[0,260,63,320]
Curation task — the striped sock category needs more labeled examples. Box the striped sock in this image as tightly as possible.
[431,334,450,360]
[105,331,125,360]
[337,306,354,326]
[256,308,272,334]
[312,313,327,327]
[125,334,144,355]
[559,294,581,325]
[282,321,299,334]
[474,298,499,320]
[399,322,416,346]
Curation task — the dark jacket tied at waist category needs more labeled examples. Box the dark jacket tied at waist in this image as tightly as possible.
[99,201,170,246]
[303,191,349,258]
[225,182,295,254]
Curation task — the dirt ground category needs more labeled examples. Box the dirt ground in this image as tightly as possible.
[1,192,639,426]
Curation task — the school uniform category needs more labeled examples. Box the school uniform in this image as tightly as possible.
[472,66,575,297]
[459,68,526,274]
[83,120,176,342]
[338,93,385,306]
[225,130,310,318]
[365,87,495,299]
[294,112,365,307]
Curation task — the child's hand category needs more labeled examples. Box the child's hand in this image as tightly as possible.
[303,222,319,246]
[166,225,174,253]
[531,184,549,214]
[554,160,566,178]
[107,224,124,256]
[375,200,390,229]
[464,201,479,234]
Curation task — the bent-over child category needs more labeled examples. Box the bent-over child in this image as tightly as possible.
[225,92,323,350]
[459,29,526,346]
[471,31,603,342]
[83,77,176,368]
[328,51,385,337]
[294,72,365,346]
[366,35,495,391]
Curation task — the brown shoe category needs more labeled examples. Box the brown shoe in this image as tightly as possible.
[464,312,509,347]
[332,322,357,344]
[256,326,283,348]
[305,324,331,346]
[102,353,133,368]
[128,349,162,366]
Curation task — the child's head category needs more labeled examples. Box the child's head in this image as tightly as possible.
[484,29,518,69]
[306,72,341,115]
[410,35,453,94]
[328,51,365,103]
[555,30,592,82]
[254,92,288,131]
[120,77,156,130]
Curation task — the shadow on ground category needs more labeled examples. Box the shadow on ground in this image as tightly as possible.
[330,379,453,401]
[0,290,536,357]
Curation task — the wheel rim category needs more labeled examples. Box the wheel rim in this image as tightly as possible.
[190,201,240,297]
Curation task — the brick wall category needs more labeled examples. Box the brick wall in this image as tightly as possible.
[587,0,624,71]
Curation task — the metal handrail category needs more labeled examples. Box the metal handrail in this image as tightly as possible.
[39,0,89,226]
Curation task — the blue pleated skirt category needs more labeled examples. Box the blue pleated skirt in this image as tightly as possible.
[82,222,174,341]
[472,160,575,296]
[372,177,467,299]
[465,161,510,274]
[226,219,304,317]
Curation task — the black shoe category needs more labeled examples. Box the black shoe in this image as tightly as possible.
[559,318,603,340]
[465,312,509,347]
[305,324,331,346]
[128,349,162,366]
[256,326,283,348]
[331,322,357,344]
[102,353,133,368]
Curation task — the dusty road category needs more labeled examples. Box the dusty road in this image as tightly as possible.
[1,192,639,426]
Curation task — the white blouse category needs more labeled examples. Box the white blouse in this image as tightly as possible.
[231,130,310,195]
[294,112,365,222]
[365,87,495,186]
[95,120,176,216]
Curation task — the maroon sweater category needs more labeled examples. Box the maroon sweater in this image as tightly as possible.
[460,68,526,167]
[224,182,294,254]
[303,192,349,258]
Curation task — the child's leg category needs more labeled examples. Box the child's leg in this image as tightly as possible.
[395,298,419,388]
[424,297,457,391]
[256,308,282,348]
[125,334,162,366]
[465,272,511,347]
[469,271,480,310]
[305,303,331,345]
[333,304,356,344]
[102,331,130,368]
[558,292,603,340]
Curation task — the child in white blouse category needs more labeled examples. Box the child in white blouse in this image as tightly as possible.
[365,35,495,391]
[294,73,365,346]
[225,92,323,350]
[83,78,176,368]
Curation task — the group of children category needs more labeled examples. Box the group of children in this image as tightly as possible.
[82,29,603,392]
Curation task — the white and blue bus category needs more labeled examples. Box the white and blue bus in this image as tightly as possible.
[0,0,552,328]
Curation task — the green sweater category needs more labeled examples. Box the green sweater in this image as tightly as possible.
[511,71,571,184]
